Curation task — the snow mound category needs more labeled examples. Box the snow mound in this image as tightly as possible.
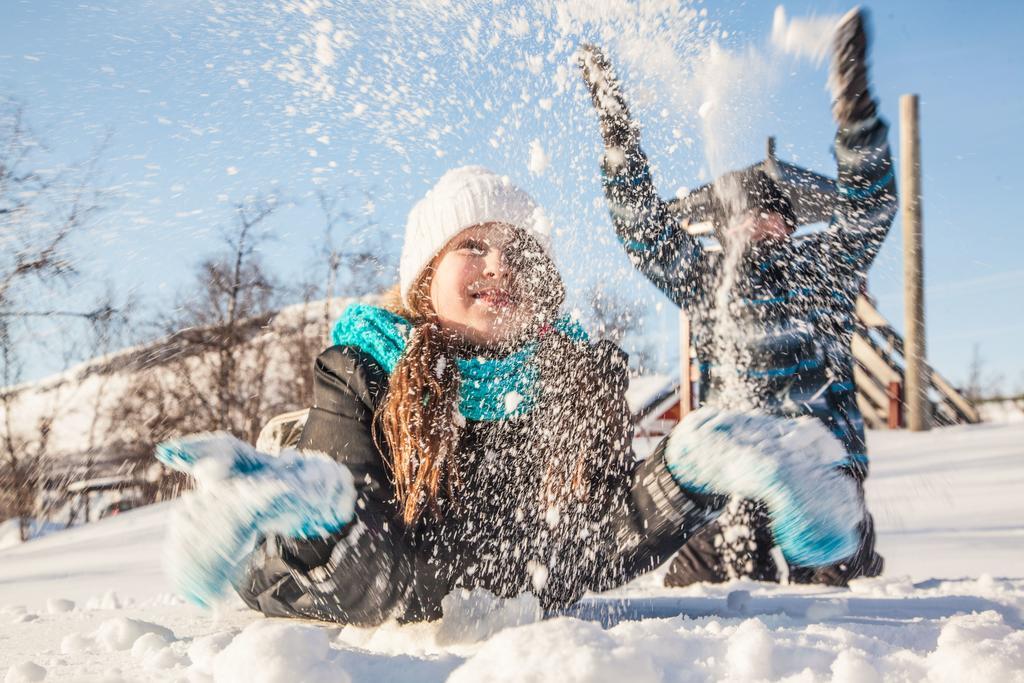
[926,611,1024,682]
[188,630,238,676]
[92,617,175,652]
[130,631,184,670]
[3,662,46,683]
[211,620,350,683]
[86,591,122,610]
[46,598,74,614]
[436,588,542,645]
[448,617,661,683]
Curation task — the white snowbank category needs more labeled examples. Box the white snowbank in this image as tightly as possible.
[1,423,1022,682]
[925,610,1024,681]
[977,398,1024,424]
[0,518,64,551]
[865,422,1024,579]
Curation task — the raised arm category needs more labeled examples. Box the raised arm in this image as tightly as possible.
[578,44,710,309]
[234,346,415,625]
[818,9,897,273]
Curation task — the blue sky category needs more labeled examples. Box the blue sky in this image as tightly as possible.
[2,0,1022,390]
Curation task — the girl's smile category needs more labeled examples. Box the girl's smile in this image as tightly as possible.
[470,286,515,309]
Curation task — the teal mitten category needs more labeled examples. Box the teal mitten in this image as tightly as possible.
[156,433,355,606]
[664,408,863,567]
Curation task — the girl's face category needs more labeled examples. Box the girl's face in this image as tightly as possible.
[428,223,547,349]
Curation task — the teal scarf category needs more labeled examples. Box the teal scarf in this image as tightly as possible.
[331,303,587,421]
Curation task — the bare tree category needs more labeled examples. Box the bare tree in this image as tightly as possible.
[964,343,1006,402]
[207,197,278,434]
[0,100,111,540]
[316,188,390,333]
[275,282,326,414]
[216,185,394,431]
[55,289,134,526]
[964,344,985,403]
[116,195,283,474]
[110,187,393,507]
[0,384,55,541]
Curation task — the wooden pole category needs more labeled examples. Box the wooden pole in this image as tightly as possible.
[900,94,931,431]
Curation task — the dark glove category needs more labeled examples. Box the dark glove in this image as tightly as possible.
[829,8,878,127]
[577,43,641,166]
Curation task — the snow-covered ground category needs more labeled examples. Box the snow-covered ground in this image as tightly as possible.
[2,423,1022,682]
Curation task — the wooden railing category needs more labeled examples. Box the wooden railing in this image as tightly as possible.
[666,294,979,430]
[852,295,979,428]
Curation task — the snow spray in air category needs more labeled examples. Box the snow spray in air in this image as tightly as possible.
[199,0,853,599]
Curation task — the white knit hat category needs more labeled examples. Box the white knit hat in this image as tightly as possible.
[400,166,554,306]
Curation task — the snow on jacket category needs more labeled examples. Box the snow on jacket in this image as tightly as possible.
[233,310,725,625]
[602,118,897,478]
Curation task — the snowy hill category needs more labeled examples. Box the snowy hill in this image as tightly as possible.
[0,296,363,477]
[1,422,1022,682]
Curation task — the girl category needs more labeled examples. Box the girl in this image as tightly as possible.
[159,166,862,624]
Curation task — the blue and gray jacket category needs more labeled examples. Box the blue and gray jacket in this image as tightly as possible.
[602,118,897,479]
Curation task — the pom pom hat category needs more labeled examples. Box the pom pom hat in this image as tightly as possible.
[400,166,555,307]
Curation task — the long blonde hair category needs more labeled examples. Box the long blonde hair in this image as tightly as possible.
[376,277,463,526]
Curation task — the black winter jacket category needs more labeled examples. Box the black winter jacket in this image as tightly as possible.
[234,338,725,625]
[603,118,897,478]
